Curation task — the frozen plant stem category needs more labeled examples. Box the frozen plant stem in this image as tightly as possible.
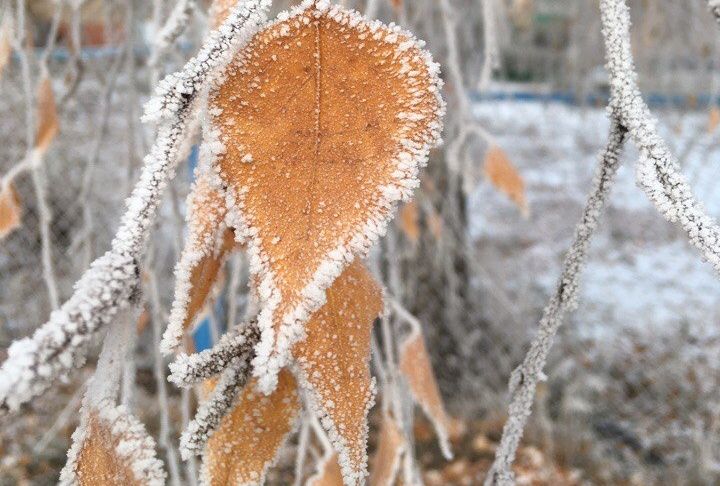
[484,120,627,486]
[601,0,720,271]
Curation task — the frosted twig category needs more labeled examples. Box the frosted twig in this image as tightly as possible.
[484,120,627,486]
[179,359,250,458]
[0,0,270,414]
[147,266,182,486]
[168,321,260,387]
[477,0,501,91]
[142,0,271,123]
[601,0,720,272]
[149,0,196,67]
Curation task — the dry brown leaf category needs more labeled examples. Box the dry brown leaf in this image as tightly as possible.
[708,106,720,134]
[307,454,344,486]
[293,259,382,486]
[162,173,238,353]
[209,0,237,28]
[0,18,11,80]
[0,183,22,240]
[399,200,420,243]
[35,75,59,154]
[209,2,443,390]
[201,369,300,486]
[426,205,443,242]
[61,406,165,486]
[369,414,405,486]
[483,145,528,216]
[399,329,452,459]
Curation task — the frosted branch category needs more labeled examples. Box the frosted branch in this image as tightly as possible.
[179,359,251,458]
[168,321,260,387]
[143,0,271,123]
[484,120,627,486]
[149,0,196,67]
[601,0,720,272]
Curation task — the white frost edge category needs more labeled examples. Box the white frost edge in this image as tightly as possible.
[208,0,446,394]
[59,401,167,486]
[294,364,377,486]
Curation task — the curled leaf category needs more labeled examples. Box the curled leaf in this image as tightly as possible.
[399,329,452,459]
[369,413,405,486]
[293,260,382,486]
[200,369,300,486]
[36,75,59,155]
[307,454,344,486]
[162,172,236,354]
[210,0,444,392]
[60,405,166,486]
[0,183,22,240]
[483,145,528,216]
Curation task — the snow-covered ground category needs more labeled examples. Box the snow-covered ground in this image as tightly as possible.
[470,100,720,341]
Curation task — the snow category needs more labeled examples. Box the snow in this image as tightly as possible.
[469,100,720,341]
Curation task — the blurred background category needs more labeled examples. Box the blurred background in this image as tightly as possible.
[1,0,719,485]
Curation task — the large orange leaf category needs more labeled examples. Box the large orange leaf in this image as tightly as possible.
[292,259,382,486]
[483,145,527,216]
[369,413,405,486]
[307,454,344,486]
[162,172,235,354]
[36,75,59,155]
[60,405,166,486]
[200,369,300,486]
[209,1,444,391]
[0,182,22,240]
[398,329,452,459]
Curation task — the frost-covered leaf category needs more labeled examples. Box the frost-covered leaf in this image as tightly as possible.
[0,182,22,240]
[369,414,405,486]
[398,200,420,244]
[209,0,444,391]
[36,75,59,155]
[307,454,344,486]
[398,329,452,459]
[162,172,236,354]
[200,369,300,486]
[483,145,527,215]
[60,405,166,486]
[292,260,382,486]
[708,106,720,133]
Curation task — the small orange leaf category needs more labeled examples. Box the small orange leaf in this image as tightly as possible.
[209,0,237,28]
[201,369,300,486]
[398,200,420,243]
[708,106,720,134]
[210,2,444,390]
[369,414,405,486]
[399,329,452,459]
[483,145,527,216]
[293,260,382,486]
[61,406,165,486]
[0,183,22,240]
[163,173,236,353]
[426,205,443,242]
[35,76,59,154]
[0,18,11,80]
[307,454,344,486]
